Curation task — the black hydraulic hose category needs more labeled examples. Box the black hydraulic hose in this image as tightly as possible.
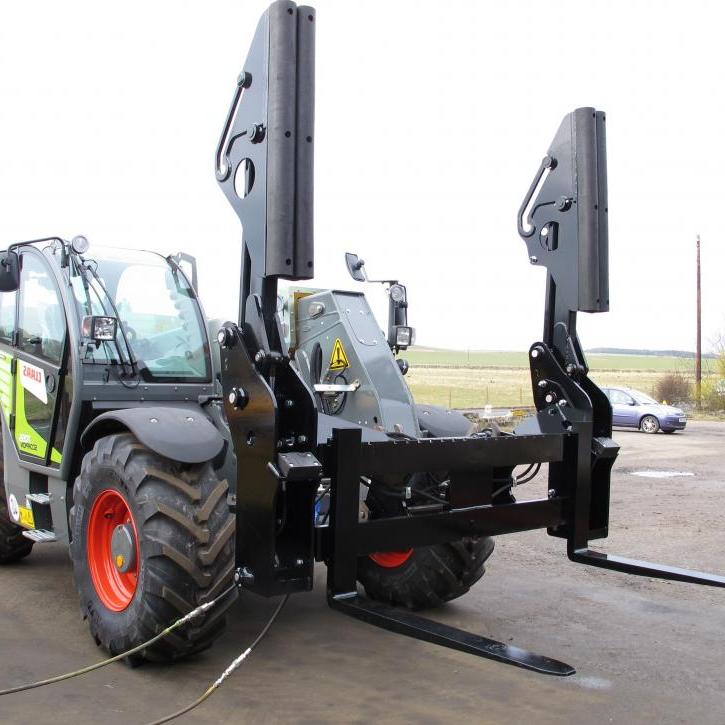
[146,594,290,725]
[491,463,543,499]
[0,585,237,697]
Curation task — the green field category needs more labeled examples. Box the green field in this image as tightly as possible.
[404,348,716,409]
[405,348,715,373]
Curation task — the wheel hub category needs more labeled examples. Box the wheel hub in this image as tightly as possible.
[110,523,137,574]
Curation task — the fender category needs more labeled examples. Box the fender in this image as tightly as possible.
[415,404,475,438]
[81,406,225,464]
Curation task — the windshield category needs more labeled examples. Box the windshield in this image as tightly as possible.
[73,248,210,382]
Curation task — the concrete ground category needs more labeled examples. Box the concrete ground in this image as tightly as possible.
[1,421,724,724]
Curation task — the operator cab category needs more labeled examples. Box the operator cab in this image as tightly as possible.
[0,236,213,486]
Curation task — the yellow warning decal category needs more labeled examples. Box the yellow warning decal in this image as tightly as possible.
[329,338,350,370]
[18,505,35,530]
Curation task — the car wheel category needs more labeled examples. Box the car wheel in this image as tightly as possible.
[640,415,660,434]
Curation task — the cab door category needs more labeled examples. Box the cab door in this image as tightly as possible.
[12,251,67,466]
[608,389,635,428]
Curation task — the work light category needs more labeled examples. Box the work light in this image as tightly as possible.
[395,325,414,348]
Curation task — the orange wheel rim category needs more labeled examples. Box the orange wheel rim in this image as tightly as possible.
[87,489,139,611]
[369,549,413,568]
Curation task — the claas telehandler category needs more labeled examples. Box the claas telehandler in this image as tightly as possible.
[0,1,721,675]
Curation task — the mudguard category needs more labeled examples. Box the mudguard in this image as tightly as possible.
[81,406,225,464]
[416,404,475,438]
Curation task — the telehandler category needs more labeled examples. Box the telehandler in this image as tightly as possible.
[0,0,722,675]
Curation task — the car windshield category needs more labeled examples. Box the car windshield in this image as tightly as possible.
[630,390,659,405]
[72,247,210,382]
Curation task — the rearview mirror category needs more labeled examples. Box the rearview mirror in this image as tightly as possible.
[0,251,20,292]
[81,315,118,343]
[345,253,367,282]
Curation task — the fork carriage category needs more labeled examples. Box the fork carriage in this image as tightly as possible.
[214,0,724,675]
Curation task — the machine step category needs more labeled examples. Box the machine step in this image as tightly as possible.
[25,493,52,505]
[329,594,575,676]
[21,529,56,543]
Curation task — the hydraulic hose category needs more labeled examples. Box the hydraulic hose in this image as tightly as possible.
[0,585,236,697]
[146,594,289,725]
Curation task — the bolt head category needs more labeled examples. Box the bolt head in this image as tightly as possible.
[556,195,572,212]
[228,387,248,409]
[529,255,538,264]
[537,380,547,388]
[248,123,265,143]
[217,327,236,348]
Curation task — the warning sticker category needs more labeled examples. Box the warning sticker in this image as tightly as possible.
[329,338,350,370]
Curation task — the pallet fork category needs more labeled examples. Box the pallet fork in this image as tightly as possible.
[215,1,724,676]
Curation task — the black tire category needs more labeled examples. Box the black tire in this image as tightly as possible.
[0,422,34,564]
[357,537,494,610]
[69,433,236,662]
[357,477,494,610]
[640,415,660,434]
[0,488,33,564]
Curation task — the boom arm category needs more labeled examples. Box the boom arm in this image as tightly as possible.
[518,108,608,372]
[216,0,315,349]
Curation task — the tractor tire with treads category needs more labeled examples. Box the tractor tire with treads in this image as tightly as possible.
[357,537,494,610]
[0,488,33,564]
[69,432,236,662]
[357,481,494,610]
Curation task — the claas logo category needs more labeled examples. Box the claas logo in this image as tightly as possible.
[22,365,42,383]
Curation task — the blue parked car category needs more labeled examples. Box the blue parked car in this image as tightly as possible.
[602,386,687,434]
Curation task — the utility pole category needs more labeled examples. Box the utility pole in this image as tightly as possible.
[695,234,702,407]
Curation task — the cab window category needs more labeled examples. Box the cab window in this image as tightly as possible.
[112,262,209,380]
[18,254,66,364]
[0,290,16,344]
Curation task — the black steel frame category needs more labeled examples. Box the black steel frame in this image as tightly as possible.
[217,1,724,677]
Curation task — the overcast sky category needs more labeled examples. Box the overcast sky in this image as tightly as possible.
[0,0,722,352]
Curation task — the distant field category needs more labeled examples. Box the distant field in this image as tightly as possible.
[404,348,716,409]
[405,348,716,373]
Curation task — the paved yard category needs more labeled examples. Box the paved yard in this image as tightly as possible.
[1,422,723,724]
